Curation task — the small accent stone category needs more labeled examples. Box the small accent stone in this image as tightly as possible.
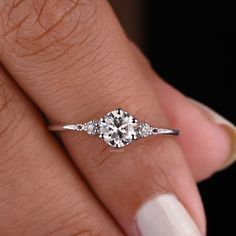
[77,124,83,131]
[152,128,158,134]
[84,121,98,135]
[138,123,152,137]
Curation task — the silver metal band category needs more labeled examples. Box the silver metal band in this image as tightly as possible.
[48,108,179,148]
[48,124,79,131]
[48,124,179,136]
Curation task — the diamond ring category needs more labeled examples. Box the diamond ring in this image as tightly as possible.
[48,108,179,148]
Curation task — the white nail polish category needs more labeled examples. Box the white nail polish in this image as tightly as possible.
[189,99,236,170]
[135,194,201,236]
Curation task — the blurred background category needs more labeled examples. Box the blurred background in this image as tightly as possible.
[109,1,236,235]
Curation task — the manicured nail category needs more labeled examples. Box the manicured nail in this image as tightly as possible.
[189,99,236,170]
[135,194,201,236]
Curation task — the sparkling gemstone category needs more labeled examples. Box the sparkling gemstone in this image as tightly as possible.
[84,121,98,135]
[152,128,158,134]
[76,124,84,131]
[98,109,138,148]
[138,123,152,137]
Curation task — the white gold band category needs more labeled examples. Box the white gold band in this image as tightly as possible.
[48,124,179,135]
[48,108,179,148]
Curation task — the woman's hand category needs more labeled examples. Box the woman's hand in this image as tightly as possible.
[0,1,235,235]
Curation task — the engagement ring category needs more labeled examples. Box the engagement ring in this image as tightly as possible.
[49,108,179,148]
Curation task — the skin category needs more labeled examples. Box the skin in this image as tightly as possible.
[0,1,232,235]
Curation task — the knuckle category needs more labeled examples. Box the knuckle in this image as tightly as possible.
[0,0,99,60]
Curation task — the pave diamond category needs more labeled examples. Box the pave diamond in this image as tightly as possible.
[98,109,138,148]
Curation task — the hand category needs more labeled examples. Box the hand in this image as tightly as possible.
[0,1,235,235]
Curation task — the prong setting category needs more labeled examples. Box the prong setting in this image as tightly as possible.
[98,109,138,148]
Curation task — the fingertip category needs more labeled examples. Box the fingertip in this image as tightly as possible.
[189,98,236,172]
[150,78,234,181]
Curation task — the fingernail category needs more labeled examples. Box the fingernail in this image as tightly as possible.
[135,194,201,236]
[189,99,236,170]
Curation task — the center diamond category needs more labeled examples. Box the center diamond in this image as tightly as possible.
[98,109,138,148]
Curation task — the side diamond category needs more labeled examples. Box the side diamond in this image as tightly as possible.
[84,121,98,135]
[138,123,152,137]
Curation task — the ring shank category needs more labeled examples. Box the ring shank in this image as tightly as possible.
[48,124,79,131]
[48,124,179,136]
[157,128,180,136]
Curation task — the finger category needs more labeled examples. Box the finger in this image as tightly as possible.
[0,65,123,236]
[0,1,205,236]
[131,44,236,181]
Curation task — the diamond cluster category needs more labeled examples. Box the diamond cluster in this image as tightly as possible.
[77,109,158,148]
